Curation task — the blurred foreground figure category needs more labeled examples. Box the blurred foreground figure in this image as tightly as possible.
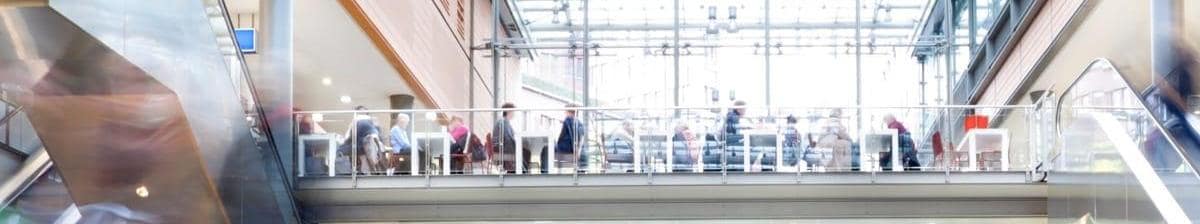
[1143,41,1199,171]
[1143,0,1199,171]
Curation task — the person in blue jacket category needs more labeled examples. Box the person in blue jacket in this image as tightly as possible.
[555,104,586,172]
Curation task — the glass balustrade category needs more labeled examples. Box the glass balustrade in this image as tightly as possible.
[292,105,1049,180]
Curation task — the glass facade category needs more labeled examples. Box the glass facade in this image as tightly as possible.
[499,0,969,110]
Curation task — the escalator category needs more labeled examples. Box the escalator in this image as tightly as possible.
[0,0,298,223]
[1050,59,1200,223]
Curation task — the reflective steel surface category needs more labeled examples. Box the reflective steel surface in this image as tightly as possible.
[0,0,296,223]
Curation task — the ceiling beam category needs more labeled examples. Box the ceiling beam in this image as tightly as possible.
[528,21,917,32]
[518,4,929,12]
[531,34,938,42]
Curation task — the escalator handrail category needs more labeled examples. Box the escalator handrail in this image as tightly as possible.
[213,0,301,222]
[0,149,52,209]
[1056,58,1200,179]
[1139,85,1200,160]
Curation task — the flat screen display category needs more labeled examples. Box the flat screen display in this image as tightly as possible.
[234,28,255,53]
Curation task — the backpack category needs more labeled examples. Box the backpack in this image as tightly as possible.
[469,134,488,161]
[451,134,467,154]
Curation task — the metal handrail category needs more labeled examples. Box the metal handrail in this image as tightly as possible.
[0,148,52,209]
[294,105,1038,115]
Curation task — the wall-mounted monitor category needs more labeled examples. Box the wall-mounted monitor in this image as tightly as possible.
[234,28,255,53]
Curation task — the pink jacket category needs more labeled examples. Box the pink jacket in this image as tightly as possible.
[450,124,469,141]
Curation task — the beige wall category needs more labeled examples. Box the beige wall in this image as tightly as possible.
[1017,0,1151,105]
[353,0,524,133]
[355,0,519,109]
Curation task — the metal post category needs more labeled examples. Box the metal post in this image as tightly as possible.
[943,0,956,171]
[468,0,476,140]
[968,0,977,53]
[492,0,501,114]
[425,120,432,176]
[764,0,771,109]
[491,0,503,174]
[919,60,927,106]
[944,0,956,104]
[409,116,417,175]
[583,0,591,108]
[854,0,863,143]
[577,0,591,175]
[351,112,358,186]
[672,0,681,117]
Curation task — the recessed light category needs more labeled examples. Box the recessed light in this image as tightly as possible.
[135,185,149,198]
[321,77,332,86]
[339,95,352,104]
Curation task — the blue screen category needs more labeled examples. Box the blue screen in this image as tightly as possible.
[234,28,255,53]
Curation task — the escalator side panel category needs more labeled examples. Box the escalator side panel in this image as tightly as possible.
[47,0,297,223]
[1052,59,1200,223]
[0,1,297,223]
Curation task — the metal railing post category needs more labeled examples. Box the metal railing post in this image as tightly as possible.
[351,112,358,188]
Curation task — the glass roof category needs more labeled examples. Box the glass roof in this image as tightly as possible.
[503,0,995,111]
[514,0,937,47]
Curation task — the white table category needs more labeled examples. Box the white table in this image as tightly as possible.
[414,133,450,175]
[954,128,1010,171]
[634,134,669,173]
[862,130,900,171]
[517,135,549,174]
[298,134,338,177]
[744,132,781,172]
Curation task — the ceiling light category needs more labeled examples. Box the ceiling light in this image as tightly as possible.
[135,185,149,198]
[321,77,332,86]
[339,95,352,104]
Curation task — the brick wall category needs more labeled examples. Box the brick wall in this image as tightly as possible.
[975,0,1085,116]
